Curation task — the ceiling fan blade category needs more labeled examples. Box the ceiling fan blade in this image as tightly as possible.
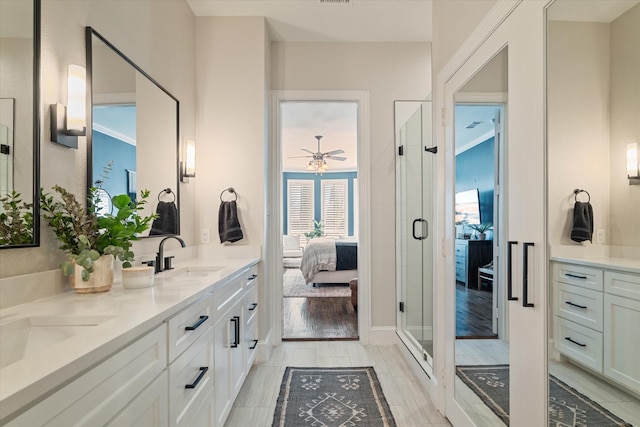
[324,149,345,156]
[327,156,347,161]
[289,155,312,158]
[301,148,315,154]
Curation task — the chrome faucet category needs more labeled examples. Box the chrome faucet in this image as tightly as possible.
[154,236,186,273]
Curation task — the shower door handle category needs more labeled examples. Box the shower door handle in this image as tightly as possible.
[412,219,428,240]
[507,241,518,301]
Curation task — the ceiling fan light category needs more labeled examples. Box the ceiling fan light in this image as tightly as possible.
[306,161,315,171]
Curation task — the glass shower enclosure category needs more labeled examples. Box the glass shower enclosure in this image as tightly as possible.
[395,100,435,370]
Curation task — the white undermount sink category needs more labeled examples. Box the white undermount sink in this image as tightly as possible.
[163,266,224,279]
[0,315,116,369]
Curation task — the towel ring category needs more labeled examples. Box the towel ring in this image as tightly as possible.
[158,188,175,203]
[573,188,590,203]
[220,187,237,202]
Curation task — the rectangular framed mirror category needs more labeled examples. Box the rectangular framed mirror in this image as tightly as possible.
[86,27,180,237]
[0,0,40,248]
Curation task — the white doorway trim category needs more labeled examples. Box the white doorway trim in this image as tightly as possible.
[268,90,371,346]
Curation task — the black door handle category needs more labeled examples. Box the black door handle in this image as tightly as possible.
[230,316,240,348]
[507,241,518,301]
[523,242,535,308]
[412,219,422,240]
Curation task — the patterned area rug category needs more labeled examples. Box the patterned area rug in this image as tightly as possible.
[272,367,396,427]
[456,365,632,426]
[283,269,351,298]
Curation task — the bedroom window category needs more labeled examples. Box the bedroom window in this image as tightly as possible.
[287,180,314,246]
[321,179,348,238]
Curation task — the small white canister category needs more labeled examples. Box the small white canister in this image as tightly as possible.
[121,266,155,289]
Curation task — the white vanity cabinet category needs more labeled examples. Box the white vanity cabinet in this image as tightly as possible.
[6,325,168,426]
[553,261,640,394]
[166,294,215,427]
[212,264,259,427]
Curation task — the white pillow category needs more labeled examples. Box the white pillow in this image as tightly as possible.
[283,235,300,251]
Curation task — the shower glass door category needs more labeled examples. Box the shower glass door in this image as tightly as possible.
[396,100,434,367]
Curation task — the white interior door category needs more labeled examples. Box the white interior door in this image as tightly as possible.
[438,1,548,425]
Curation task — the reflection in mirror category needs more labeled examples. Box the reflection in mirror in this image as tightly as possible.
[453,47,508,426]
[87,27,179,237]
[547,1,640,425]
[0,0,39,248]
[395,100,434,370]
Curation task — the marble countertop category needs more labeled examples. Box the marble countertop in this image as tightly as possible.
[550,256,640,274]
[0,256,259,422]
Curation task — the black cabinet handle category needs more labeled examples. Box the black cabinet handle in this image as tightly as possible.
[185,367,209,389]
[564,337,586,347]
[249,339,258,350]
[412,219,421,240]
[565,273,587,280]
[507,241,518,301]
[230,316,240,348]
[248,303,258,311]
[185,315,209,331]
[523,242,534,308]
[565,301,588,310]
[248,274,258,280]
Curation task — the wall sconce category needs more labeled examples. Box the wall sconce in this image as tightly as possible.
[180,139,196,182]
[50,64,86,149]
[627,142,639,185]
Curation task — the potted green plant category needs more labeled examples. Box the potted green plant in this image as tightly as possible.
[305,220,325,240]
[469,222,493,240]
[40,184,156,293]
[0,190,34,245]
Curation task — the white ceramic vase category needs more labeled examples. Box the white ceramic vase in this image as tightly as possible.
[69,255,114,293]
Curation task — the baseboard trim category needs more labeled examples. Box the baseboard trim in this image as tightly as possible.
[257,329,273,363]
[368,327,400,345]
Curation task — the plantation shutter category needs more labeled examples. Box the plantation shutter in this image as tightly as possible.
[287,180,314,246]
[321,179,347,238]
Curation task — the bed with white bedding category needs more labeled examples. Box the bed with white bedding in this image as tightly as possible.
[299,238,358,285]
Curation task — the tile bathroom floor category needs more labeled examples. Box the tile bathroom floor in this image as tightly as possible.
[224,341,451,426]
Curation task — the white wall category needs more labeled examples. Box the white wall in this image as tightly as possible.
[547,21,610,247]
[271,42,431,328]
[0,0,196,288]
[195,16,269,336]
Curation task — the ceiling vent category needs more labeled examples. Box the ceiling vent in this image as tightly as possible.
[319,0,352,4]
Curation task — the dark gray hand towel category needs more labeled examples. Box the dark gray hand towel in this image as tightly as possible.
[570,201,593,243]
[219,200,243,243]
[150,201,178,235]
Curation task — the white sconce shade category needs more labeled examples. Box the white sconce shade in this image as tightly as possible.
[66,64,86,133]
[50,64,87,149]
[181,139,196,182]
[628,142,639,184]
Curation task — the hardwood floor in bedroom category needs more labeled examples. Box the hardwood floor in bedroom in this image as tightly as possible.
[283,297,358,340]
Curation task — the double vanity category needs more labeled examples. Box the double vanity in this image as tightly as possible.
[0,257,260,426]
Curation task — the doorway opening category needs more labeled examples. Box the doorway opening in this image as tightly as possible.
[280,101,359,340]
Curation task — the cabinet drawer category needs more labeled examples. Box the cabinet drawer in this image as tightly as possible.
[554,263,603,291]
[456,267,465,282]
[556,283,603,332]
[169,325,214,427]
[605,270,640,302]
[245,285,259,326]
[604,294,640,394]
[7,325,167,427]
[167,294,213,362]
[212,276,244,322]
[244,265,258,288]
[555,317,603,372]
[455,244,465,256]
[245,321,258,369]
[107,370,168,427]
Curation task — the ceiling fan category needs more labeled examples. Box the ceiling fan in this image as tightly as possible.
[291,135,346,171]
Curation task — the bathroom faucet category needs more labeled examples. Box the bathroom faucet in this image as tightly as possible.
[154,236,186,273]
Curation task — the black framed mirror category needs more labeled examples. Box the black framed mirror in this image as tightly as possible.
[0,0,40,248]
[86,27,180,237]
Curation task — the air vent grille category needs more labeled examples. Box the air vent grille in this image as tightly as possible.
[319,0,352,4]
